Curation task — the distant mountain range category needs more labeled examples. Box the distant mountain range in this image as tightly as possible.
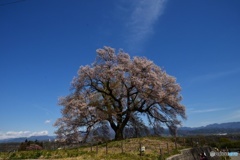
[0,135,55,143]
[0,122,239,143]
[178,122,240,135]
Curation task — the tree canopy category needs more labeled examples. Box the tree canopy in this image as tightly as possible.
[54,46,186,141]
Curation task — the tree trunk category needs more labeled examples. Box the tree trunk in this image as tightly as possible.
[115,128,124,140]
[114,111,131,140]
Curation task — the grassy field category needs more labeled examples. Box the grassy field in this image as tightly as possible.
[0,136,183,160]
[2,134,239,159]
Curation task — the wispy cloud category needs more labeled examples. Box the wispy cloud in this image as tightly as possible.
[0,130,48,140]
[45,120,51,124]
[122,0,167,49]
[188,107,227,114]
[190,68,240,84]
[33,105,52,116]
[223,108,240,122]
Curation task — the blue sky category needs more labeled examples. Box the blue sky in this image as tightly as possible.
[0,0,240,139]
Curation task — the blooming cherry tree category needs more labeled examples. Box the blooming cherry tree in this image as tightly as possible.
[54,46,186,141]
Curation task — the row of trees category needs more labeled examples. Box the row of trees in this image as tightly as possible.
[54,46,186,142]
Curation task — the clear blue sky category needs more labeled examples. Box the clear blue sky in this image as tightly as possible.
[0,0,240,139]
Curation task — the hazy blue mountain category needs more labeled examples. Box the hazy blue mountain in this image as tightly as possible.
[204,122,240,129]
[0,135,55,143]
[178,122,240,135]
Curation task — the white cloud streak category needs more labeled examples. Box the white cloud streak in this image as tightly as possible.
[223,109,240,122]
[124,0,167,48]
[45,120,51,124]
[0,130,48,140]
[190,68,240,84]
[188,108,227,114]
